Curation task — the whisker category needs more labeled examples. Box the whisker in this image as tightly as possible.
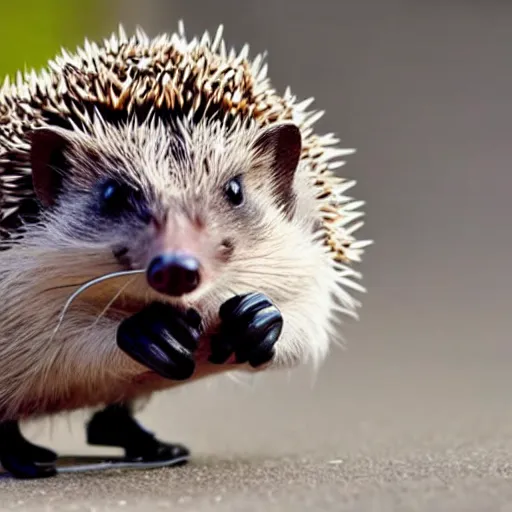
[51,269,145,339]
[89,276,138,330]
[36,262,123,294]
[42,282,89,293]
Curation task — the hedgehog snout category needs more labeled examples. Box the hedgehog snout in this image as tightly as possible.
[146,252,201,297]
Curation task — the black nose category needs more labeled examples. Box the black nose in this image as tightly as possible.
[147,252,201,297]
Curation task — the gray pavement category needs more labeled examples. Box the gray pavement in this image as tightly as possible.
[2,349,512,511]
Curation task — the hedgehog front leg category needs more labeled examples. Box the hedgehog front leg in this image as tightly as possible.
[116,301,202,381]
[0,420,57,479]
[108,302,203,465]
[208,292,283,368]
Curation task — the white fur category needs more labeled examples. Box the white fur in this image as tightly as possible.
[0,116,359,423]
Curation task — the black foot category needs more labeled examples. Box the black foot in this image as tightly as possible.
[86,404,189,465]
[0,421,57,479]
[117,302,202,380]
[209,292,283,368]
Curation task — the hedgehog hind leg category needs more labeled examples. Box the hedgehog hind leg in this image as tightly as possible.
[86,402,190,466]
[0,421,57,479]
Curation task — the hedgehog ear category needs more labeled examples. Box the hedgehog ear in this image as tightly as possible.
[251,122,302,209]
[30,128,72,207]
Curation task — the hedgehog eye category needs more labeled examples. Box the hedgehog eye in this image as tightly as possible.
[100,180,130,215]
[99,179,145,219]
[224,176,244,206]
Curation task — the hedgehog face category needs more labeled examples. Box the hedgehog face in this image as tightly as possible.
[29,117,303,310]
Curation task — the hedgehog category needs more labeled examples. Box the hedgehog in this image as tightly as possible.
[0,22,370,479]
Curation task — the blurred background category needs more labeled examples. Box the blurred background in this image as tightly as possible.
[7,0,512,460]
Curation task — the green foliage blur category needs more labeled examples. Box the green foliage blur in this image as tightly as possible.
[0,0,112,79]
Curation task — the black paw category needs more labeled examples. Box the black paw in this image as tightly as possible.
[87,404,190,465]
[0,454,57,479]
[0,421,57,479]
[117,302,202,380]
[209,292,283,368]
[124,439,190,465]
